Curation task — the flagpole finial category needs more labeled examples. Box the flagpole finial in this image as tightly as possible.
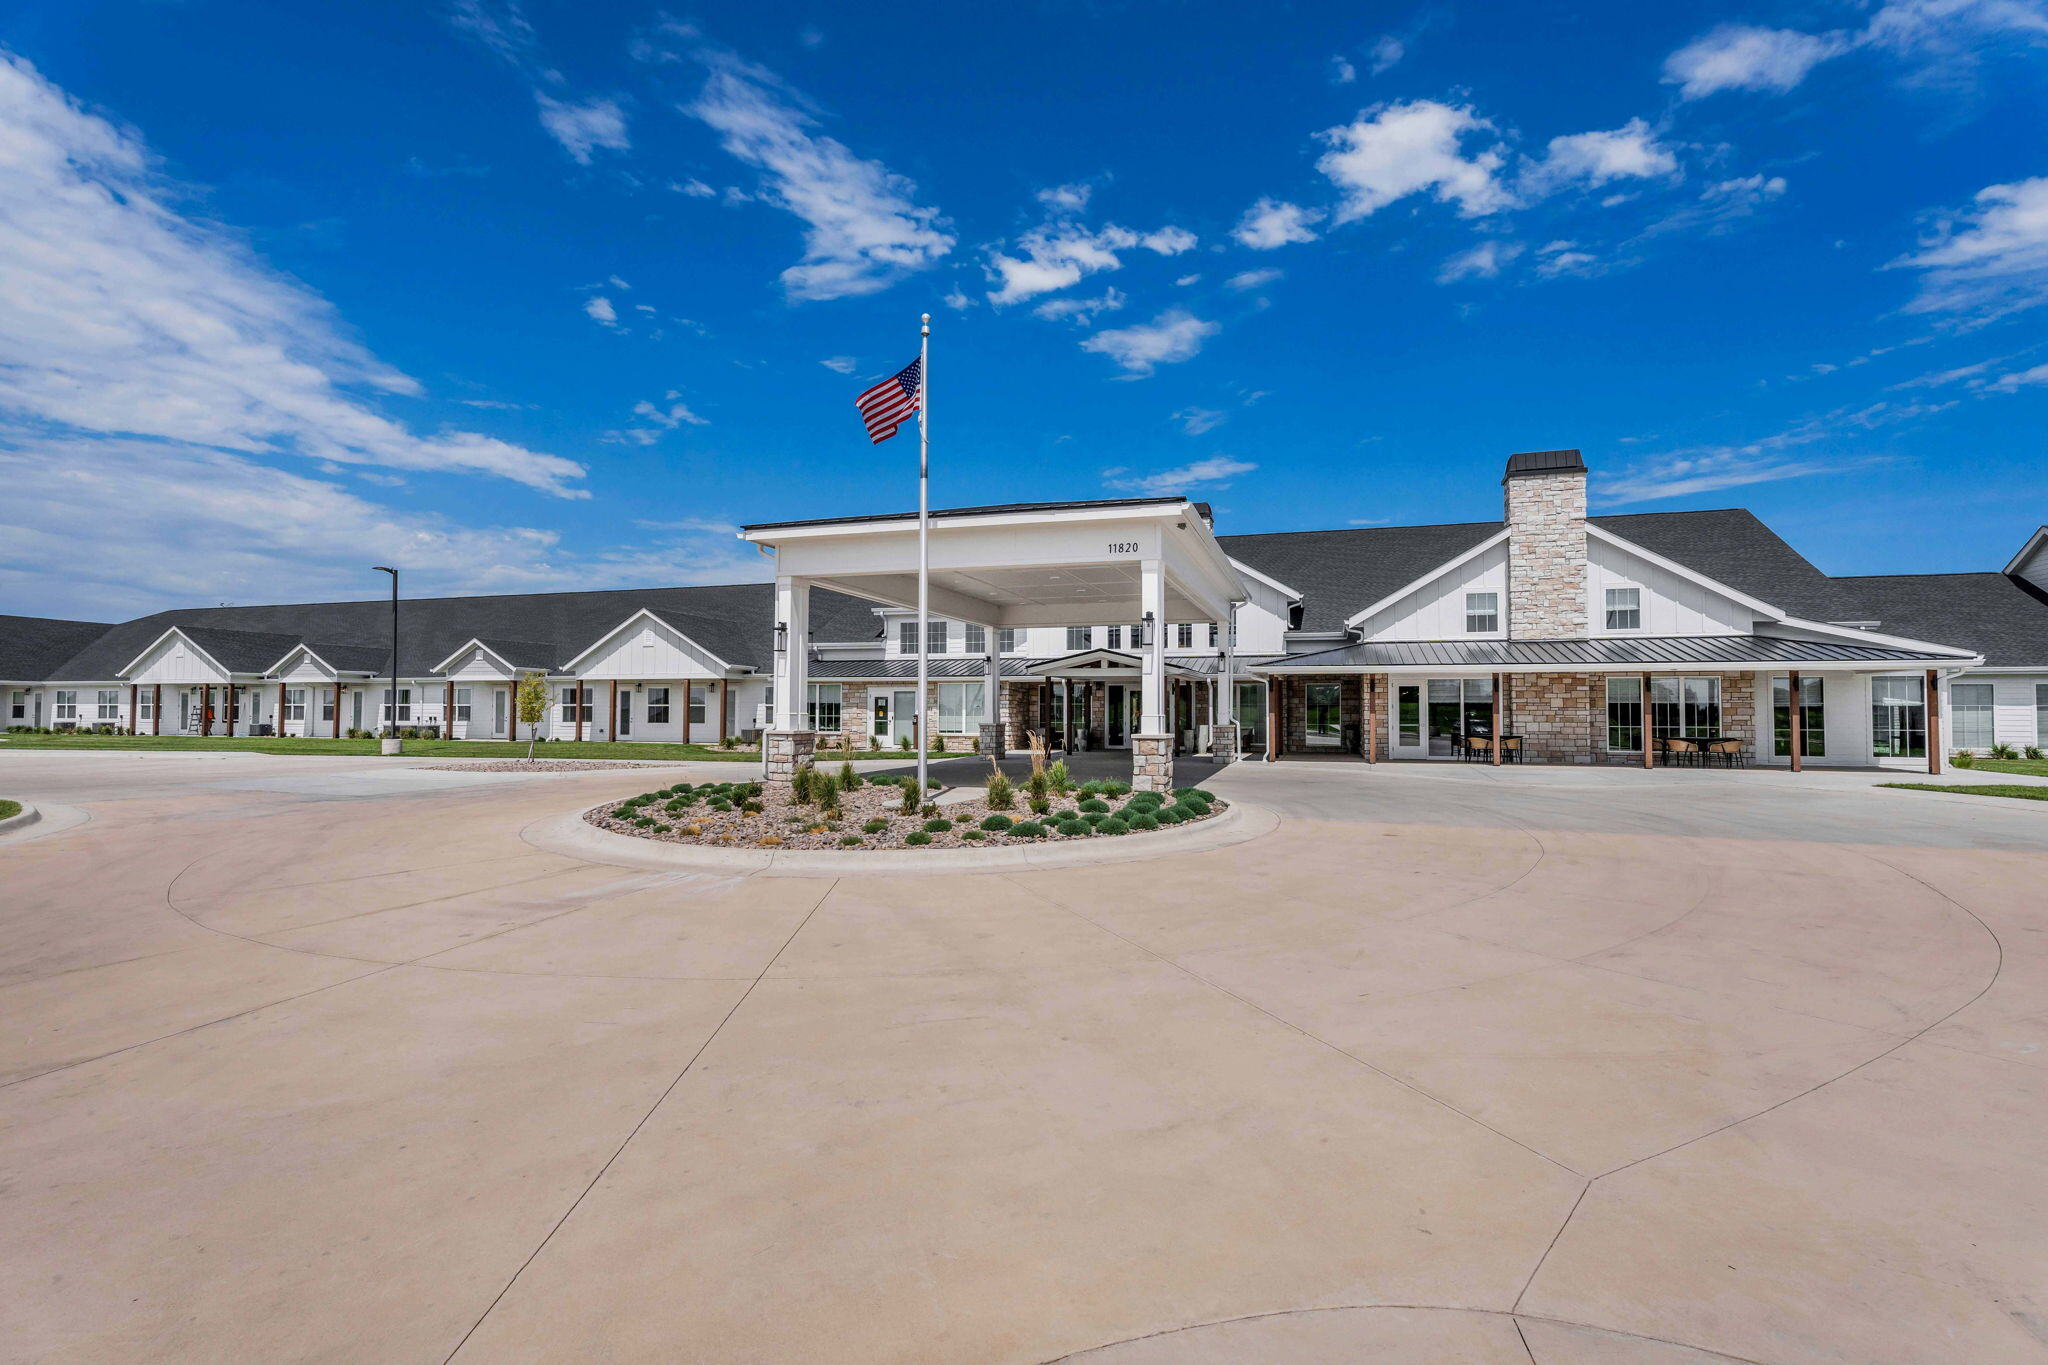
[921,312,930,334]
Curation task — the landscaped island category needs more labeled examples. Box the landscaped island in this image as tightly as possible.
[586,760,1222,851]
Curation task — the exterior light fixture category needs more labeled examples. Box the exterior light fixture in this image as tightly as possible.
[1139,610,1155,647]
[774,621,788,655]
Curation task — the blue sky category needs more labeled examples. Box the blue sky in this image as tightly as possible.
[2,0,2045,619]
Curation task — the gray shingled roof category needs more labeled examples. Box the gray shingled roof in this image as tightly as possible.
[1592,509,1859,623]
[39,582,877,681]
[1265,634,1974,670]
[1219,521,1505,632]
[0,614,115,682]
[1835,574,2048,668]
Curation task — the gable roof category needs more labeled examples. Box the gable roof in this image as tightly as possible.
[1590,509,1856,623]
[1218,521,1506,632]
[1833,573,2048,668]
[0,614,114,681]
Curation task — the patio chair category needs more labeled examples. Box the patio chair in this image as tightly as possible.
[1499,735,1523,764]
[1705,738,1744,768]
[1464,734,1494,763]
[1660,737,1702,768]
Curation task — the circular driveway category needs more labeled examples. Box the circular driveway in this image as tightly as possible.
[1,750,2044,1364]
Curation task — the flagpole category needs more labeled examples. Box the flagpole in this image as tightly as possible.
[915,313,931,800]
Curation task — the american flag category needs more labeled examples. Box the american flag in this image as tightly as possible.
[854,357,922,445]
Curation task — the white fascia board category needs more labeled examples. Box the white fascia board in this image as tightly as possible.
[1340,529,1512,630]
[115,627,228,680]
[1583,523,1784,619]
[259,644,336,678]
[1765,617,1979,657]
[427,638,512,675]
[740,501,1195,543]
[558,608,735,675]
[1225,557,1300,602]
[2002,526,2048,575]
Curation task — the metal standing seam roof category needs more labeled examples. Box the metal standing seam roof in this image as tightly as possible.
[1258,634,1978,670]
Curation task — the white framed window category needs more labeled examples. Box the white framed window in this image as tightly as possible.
[1105,626,1123,650]
[645,686,670,725]
[1175,623,1193,648]
[54,690,77,721]
[96,688,121,720]
[1066,626,1090,650]
[688,683,707,724]
[1208,623,1220,647]
[1464,592,1498,634]
[963,623,986,654]
[455,688,472,722]
[2038,683,2048,745]
[926,620,948,654]
[997,627,1020,653]
[8,689,25,720]
[138,691,154,721]
[1605,587,1642,631]
[382,688,412,723]
[1951,682,1995,750]
[557,686,591,723]
[284,688,307,722]
[897,621,917,654]
[806,683,843,732]
[320,689,335,723]
[936,681,985,733]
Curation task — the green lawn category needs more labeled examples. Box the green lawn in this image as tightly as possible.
[1880,782,2048,802]
[1958,758,2048,778]
[0,799,19,821]
[0,734,761,762]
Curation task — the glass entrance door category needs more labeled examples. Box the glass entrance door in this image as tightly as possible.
[1871,675,1926,760]
[493,688,507,737]
[1304,682,1342,747]
[1424,678,1494,757]
[616,691,631,736]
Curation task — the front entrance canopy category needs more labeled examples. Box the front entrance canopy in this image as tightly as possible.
[739,497,1251,769]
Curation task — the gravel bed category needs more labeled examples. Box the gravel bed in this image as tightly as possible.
[421,760,694,773]
[585,772,1223,851]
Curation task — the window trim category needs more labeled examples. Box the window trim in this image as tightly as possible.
[806,682,843,733]
[1065,626,1090,650]
[1604,586,1643,632]
[1463,591,1499,635]
[1950,681,1996,750]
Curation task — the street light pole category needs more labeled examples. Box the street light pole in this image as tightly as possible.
[374,566,400,754]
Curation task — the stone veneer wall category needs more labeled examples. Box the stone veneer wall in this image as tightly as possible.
[1504,469,1588,639]
[1277,675,1365,754]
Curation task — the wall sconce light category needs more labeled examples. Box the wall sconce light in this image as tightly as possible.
[774,621,788,655]
[1139,611,1155,647]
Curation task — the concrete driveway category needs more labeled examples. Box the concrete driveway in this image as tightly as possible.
[2,749,2045,1364]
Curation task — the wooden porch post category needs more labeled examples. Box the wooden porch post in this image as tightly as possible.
[128,683,138,735]
[334,684,343,738]
[445,680,456,740]
[1641,671,1654,769]
[1926,668,1941,775]
[574,684,584,742]
[608,680,618,744]
[1787,670,1803,773]
[199,686,209,737]
[277,682,287,737]
[1491,672,1503,766]
[225,685,236,737]
[152,683,162,736]
[717,680,730,745]
[1266,677,1281,761]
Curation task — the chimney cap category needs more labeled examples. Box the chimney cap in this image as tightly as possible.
[1503,448,1586,481]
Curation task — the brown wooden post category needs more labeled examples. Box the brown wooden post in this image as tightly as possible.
[1641,671,1654,769]
[574,683,584,742]
[277,681,287,737]
[1787,670,1803,773]
[607,680,618,744]
[225,685,236,737]
[1266,677,1281,761]
[1491,672,1503,766]
[128,683,138,735]
[199,686,210,737]
[717,680,730,744]
[152,683,162,736]
[334,684,343,738]
[444,679,455,740]
[1926,668,1941,775]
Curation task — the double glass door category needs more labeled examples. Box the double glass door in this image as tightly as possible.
[1425,678,1495,757]
[1871,675,1926,760]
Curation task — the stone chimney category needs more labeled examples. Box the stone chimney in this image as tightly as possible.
[1502,449,1588,639]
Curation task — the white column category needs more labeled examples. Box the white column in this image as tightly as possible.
[771,575,811,728]
[1139,560,1167,736]
[1222,603,1236,720]
[983,628,1001,723]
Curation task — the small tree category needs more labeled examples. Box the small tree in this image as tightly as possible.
[515,672,549,762]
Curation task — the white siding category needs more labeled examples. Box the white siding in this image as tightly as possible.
[1949,671,2048,752]
[127,634,229,685]
[1587,536,1754,638]
[576,616,728,681]
[1352,541,1509,642]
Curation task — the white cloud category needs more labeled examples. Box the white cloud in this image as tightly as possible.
[1598,401,1946,504]
[449,0,632,163]
[1232,198,1324,249]
[632,395,708,428]
[1033,287,1126,325]
[942,288,974,310]
[1225,268,1282,291]
[1175,273,1201,286]
[674,177,717,197]
[1080,310,1220,375]
[1369,34,1406,74]
[1437,240,1522,282]
[1104,455,1257,496]
[584,295,619,325]
[1316,100,1512,222]
[1535,248,1600,278]
[985,202,1197,306]
[1521,119,1679,195]
[685,54,954,301]
[1330,55,1357,84]
[1988,360,2048,390]
[0,53,586,498]
[1891,176,2048,320]
[1171,407,1225,435]
[1037,183,1092,211]
[820,355,858,373]
[1662,24,1848,97]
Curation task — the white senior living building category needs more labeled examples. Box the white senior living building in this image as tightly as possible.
[7,450,2047,790]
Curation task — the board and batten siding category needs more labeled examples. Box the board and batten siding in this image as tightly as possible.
[1351,541,1509,642]
[1586,536,1755,638]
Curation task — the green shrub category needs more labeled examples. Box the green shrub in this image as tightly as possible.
[719,735,740,750]
[1098,817,1130,836]
[1055,818,1088,837]
[1077,797,1110,814]
[1028,794,1051,815]
[899,735,914,752]
[1026,769,1050,800]
[839,758,859,789]
[923,817,953,833]
[1173,786,1211,804]
[920,803,940,818]
[1951,751,1976,768]
[838,834,863,847]
[2028,746,2046,761]
[791,764,815,803]
[1046,760,1071,793]
[900,781,921,813]
[1100,779,1130,797]
[1082,811,1107,826]
[1011,821,1047,838]
[1155,807,1184,825]
[961,829,987,841]
[927,775,944,790]
[741,800,764,815]
[633,815,657,828]
[1174,801,1205,822]
[1128,813,1160,831]
[980,813,1013,832]
[986,770,1015,809]
[1990,742,2019,760]
[905,830,932,846]
[1076,780,1104,797]
[863,818,890,834]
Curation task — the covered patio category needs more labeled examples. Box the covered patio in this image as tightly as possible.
[739,498,1249,792]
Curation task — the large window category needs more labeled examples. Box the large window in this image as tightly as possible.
[1066,626,1091,650]
[936,681,985,733]
[2038,683,2048,746]
[383,688,412,724]
[1464,592,1498,634]
[96,688,121,720]
[898,621,918,654]
[557,686,590,723]
[688,684,707,724]
[806,683,842,732]
[1605,677,1643,751]
[963,623,986,654]
[1605,587,1642,631]
[1651,676,1720,740]
[642,687,669,725]
[284,688,307,723]
[1398,684,1421,748]
[1771,675,1825,757]
[1951,682,1995,750]
[927,621,948,654]
[455,688,472,723]
[54,689,78,721]
[320,689,335,724]
[998,627,1020,653]
[1871,675,1926,759]
[138,690,154,721]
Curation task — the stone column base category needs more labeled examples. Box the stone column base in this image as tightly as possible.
[1209,723,1239,764]
[764,730,816,786]
[1131,733,1174,793]
[978,722,1006,760]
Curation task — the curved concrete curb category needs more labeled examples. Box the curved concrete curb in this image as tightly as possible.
[0,802,39,836]
[521,798,1280,878]
[0,800,90,845]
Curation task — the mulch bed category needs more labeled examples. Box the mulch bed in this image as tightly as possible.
[585,772,1223,851]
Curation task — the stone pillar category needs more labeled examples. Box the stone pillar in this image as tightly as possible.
[1210,722,1239,764]
[978,722,1005,759]
[764,729,815,785]
[981,628,1004,757]
[1132,733,1174,793]
[1503,450,1589,640]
